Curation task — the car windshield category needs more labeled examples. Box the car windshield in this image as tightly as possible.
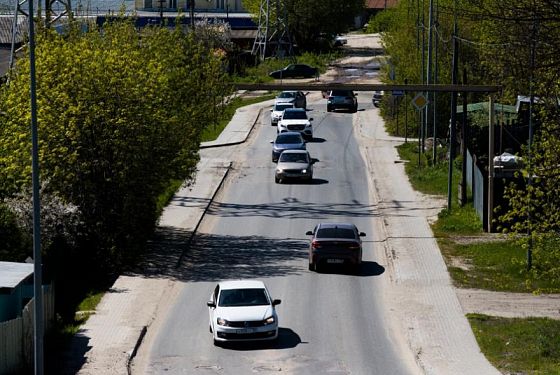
[278,92,296,98]
[276,134,302,144]
[330,90,353,97]
[279,153,309,163]
[275,103,293,111]
[219,288,269,307]
[316,227,356,239]
[282,111,307,120]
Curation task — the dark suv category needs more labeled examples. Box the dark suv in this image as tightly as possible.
[326,90,358,113]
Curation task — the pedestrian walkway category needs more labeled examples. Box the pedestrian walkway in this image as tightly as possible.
[356,106,500,375]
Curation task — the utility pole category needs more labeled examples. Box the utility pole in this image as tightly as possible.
[189,0,195,29]
[28,0,44,372]
[460,68,468,206]
[426,0,434,164]
[487,95,495,232]
[447,0,458,211]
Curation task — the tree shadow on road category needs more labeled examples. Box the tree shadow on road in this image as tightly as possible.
[130,227,308,282]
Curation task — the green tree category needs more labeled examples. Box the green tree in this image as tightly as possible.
[242,0,365,51]
[0,20,230,271]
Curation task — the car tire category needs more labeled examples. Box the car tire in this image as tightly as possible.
[308,262,314,271]
[352,105,358,113]
[327,107,332,112]
[209,325,212,333]
[275,176,280,184]
[213,339,221,347]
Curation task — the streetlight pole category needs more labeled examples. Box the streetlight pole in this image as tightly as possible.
[189,0,195,29]
[28,0,44,373]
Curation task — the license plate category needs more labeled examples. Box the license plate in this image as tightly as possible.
[327,259,344,264]
[237,328,254,334]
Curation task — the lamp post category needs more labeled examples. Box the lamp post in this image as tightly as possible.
[188,0,195,29]
[28,0,44,373]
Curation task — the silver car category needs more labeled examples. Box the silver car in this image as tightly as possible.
[275,150,314,183]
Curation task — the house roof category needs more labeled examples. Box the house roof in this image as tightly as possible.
[366,0,399,9]
[0,261,34,289]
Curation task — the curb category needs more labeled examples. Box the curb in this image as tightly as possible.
[199,107,265,149]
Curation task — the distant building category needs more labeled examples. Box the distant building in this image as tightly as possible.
[135,0,246,13]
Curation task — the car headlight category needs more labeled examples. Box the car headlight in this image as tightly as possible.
[264,316,275,325]
[301,169,307,174]
[217,317,229,326]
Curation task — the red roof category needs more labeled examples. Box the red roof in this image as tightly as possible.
[366,0,398,9]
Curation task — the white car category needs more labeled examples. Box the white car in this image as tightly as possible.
[277,108,313,140]
[270,102,295,126]
[207,280,281,345]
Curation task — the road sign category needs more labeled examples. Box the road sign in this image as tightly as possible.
[412,93,428,110]
[392,90,404,96]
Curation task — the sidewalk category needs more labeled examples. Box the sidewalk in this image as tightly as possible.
[356,105,500,375]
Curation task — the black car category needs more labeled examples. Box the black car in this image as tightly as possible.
[269,64,319,79]
[327,90,358,113]
[372,91,384,107]
[306,223,366,273]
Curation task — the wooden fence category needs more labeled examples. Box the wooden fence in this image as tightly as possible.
[0,285,54,374]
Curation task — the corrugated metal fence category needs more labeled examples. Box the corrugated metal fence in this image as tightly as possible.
[0,285,54,374]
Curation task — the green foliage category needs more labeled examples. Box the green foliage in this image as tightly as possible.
[365,9,395,33]
[0,20,230,271]
[433,204,482,236]
[468,314,560,374]
[242,0,364,51]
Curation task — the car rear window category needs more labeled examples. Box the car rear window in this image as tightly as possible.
[219,288,269,307]
[279,152,309,163]
[278,92,296,98]
[330,90,353,97]
[276,134,302,143]
[275,103,293,111]
[316,227,356,239]
[282,110,307,120]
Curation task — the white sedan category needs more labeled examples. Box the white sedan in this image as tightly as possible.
[207,280,281,345]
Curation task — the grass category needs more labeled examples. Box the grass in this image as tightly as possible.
[468,314,560,374]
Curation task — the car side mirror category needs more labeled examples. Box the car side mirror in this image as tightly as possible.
[305,230,313,235]
[270,109,274,112]
[309,118,314,121]
[359,232,366,237]
[311,158,319,164]
[272,299,281,306]
[355,93,358,96]
[207,301,216,308]
[270,140,274,144]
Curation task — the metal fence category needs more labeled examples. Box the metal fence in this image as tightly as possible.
[0,284,54,374]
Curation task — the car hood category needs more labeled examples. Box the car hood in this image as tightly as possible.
[215,305,274,321]
[279,119,310,125]
[274,142,305,150]
[277,162,310,170]
[275,98,295,104]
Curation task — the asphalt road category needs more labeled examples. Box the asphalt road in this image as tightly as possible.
[143,94,416,375]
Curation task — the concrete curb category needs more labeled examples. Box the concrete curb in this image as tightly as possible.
[200,107,265,149]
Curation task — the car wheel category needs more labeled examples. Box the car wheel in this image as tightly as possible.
[209,325,212,333]
[213,339,221,347]
[275,176,280,184]
[327,107,332,112]
[352,105,358,113]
